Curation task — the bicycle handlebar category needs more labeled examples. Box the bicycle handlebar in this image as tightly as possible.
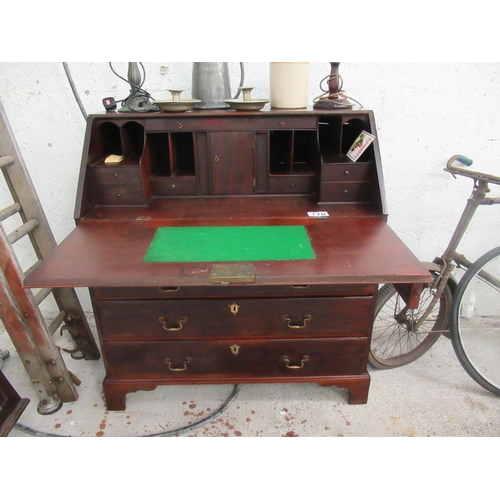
[446,154,473,169]
[444,155,500,186]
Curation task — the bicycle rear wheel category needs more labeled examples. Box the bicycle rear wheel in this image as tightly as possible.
[369,273,452,369]
[450,246,500,396]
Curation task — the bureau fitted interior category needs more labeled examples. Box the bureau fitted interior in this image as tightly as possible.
[25,108,430,410]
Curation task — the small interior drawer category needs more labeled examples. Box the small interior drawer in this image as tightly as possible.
[321,162,373,183]
[90,166,142,186]
[319,181,372,203]
[268,175,315,194]
[94,186,145,206]
[150,176,198,196]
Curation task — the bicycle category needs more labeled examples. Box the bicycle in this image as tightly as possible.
[369,154,500,396]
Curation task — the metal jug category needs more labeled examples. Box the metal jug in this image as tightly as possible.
[192,62,245,109]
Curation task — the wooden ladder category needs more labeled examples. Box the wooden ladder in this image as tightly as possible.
[0,99,100,415]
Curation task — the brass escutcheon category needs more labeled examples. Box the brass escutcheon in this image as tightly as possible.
[230,344,240,355]
[229,303,240,315]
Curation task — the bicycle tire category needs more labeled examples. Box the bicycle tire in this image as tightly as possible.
[450,246,500,396]
[369,272,452,369]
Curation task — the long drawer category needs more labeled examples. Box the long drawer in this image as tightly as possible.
[102,338,369,379]
[95,296,375,340]
[92,284,376,300]
[144,115,318,132]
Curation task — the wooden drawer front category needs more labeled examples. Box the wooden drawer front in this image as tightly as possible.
[321,163,373,183]
[269,175,315,194]
[145,116,318,132]
[253,116,318,130]
[90,167,142,186]
[319,182,371,203]
[94,186,145,205]
[92,283,376,300]
[95,296,375,340]
[103,338,368,379]
[150,176,197,196]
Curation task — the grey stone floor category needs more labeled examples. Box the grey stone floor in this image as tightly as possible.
[2,315,499,438]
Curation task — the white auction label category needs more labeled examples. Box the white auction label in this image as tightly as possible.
[307,211,329,217]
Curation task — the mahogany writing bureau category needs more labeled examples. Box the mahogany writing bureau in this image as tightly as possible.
[25,108,430,410]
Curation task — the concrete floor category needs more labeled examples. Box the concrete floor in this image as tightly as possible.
[2,313,500,438]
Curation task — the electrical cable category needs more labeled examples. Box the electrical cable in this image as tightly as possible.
[62,62,88,120]
[14,385,241,437]
[313,72,363,109]
[108,62,155,104]
[146,384,241,437]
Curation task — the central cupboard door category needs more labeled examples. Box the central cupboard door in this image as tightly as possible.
[209,131,254,195]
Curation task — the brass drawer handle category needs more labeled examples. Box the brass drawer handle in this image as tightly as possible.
[158,316,187,331]
[160,286,180,293]
[280,121,286,127]
[214,155,220,162]
[165,357,191,371]
[282,314,311,328]
[283,355,309,369]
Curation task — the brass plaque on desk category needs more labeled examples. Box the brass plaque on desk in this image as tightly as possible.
[210,263,255,284]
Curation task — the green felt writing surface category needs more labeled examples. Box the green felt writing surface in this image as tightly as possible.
[143,225,315,263]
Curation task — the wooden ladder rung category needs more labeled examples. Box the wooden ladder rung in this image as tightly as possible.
[47,310,66,336]
[0,202,21,221]
[34,287,53,305]
[0,155,15,169]
[7,218,39,244]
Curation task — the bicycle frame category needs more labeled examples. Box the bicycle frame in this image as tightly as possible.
[413,161,500,331]
[369,155,500,370]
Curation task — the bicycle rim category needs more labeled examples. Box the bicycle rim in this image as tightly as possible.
[451,246,500,396]
[369,279,451,369]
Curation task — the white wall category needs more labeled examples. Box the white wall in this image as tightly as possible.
[1,62,500,315]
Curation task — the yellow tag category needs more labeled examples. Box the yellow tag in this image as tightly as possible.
[104,154,124,164]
